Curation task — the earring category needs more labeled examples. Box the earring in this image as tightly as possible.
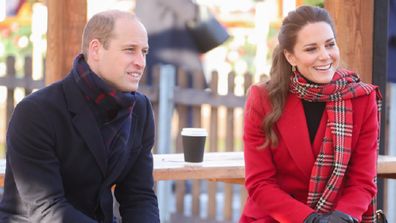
[291,66,296,72]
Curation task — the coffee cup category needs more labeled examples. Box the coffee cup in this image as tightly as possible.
[181,128,207,163]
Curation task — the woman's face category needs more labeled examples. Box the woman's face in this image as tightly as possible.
[284,22,340,84]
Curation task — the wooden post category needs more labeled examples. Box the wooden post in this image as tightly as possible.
[24,56,33,95]
[46,0,87,85]
[5,57,16,132]
[324,0,374,83]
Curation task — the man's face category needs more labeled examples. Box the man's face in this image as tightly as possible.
[95,17,149,92]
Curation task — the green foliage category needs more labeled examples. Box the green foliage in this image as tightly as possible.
[304,0,324,7]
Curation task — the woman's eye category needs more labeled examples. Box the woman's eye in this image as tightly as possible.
[305,47,316,52]
[326,42,336,48]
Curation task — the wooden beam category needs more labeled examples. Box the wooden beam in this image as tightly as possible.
[325,0,374,83]
[46,0,87,85]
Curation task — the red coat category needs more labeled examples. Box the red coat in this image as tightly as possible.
[240,84,378,223]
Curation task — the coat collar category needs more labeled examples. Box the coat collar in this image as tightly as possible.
[62,73,107,176]
[276,93,317,179]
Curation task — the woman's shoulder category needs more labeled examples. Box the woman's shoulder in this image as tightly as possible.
[246,82,272,112]
[248,82,270,99]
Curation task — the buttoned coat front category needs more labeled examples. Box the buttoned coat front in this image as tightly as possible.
[0,72,159,223]
[240,84,378,223]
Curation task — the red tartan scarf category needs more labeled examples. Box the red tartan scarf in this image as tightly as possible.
[289,69,382,222]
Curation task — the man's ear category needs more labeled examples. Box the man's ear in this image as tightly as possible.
[283,49,296,66]
[88,39,101,60]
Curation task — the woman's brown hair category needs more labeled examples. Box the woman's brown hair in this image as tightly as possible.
[262,5,336,148]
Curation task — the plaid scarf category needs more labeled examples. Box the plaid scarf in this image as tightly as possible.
[72,54,135,124]
[289,69,382,222]
[72,54,135,154]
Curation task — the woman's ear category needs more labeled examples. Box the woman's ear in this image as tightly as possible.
[283,49,295,66]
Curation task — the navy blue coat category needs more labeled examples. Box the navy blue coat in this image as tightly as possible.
[0,72,159,222]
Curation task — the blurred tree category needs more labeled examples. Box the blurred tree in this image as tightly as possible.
[304,0,324,7]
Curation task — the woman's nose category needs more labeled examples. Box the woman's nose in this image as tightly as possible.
[319,47,331,60]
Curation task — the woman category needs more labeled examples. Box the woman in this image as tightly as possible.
[240,5,381,223]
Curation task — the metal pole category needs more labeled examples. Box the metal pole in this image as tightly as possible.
[157,65,175,222]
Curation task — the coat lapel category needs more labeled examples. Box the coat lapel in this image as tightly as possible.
[276,94,314,179]
[62,74,107,176]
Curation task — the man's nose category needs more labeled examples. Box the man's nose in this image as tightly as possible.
[134,53,146,68]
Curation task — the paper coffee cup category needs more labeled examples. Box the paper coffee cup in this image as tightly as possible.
[181,128,207,163]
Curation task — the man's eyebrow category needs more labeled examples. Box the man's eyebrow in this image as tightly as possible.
[122,44,149,49]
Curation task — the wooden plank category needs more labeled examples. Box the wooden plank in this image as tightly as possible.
[223,72,235,221]
[152,153,396,181]
[173,89,246,108]
[324,0,374,83]
[208,71,219,220]
[23,56,33,95]
[192,70,205,217]
[153,152,245,181]
[6,56,16,135]
[175,68,189,214]
[0,76,45,90]
[46,0,87,84]
[240,187,247,216]
[244,73,253,95]
[170,213,230,223]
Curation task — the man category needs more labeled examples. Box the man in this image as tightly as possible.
[0,10,159,222]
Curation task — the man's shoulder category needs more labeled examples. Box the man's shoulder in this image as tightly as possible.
[132,91,153,114]
[24,79,64,102]
[16,77,69,114]
[134,91,151,105]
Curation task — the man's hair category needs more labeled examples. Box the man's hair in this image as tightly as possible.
[81,10,137,58]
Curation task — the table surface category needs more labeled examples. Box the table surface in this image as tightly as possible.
[153,152,245,182]
[0,152,395,187]
[153,152,396,181]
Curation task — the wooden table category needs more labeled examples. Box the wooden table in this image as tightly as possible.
[153,152,396,184]
[0,152,395,187]
[153,152,245,184]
